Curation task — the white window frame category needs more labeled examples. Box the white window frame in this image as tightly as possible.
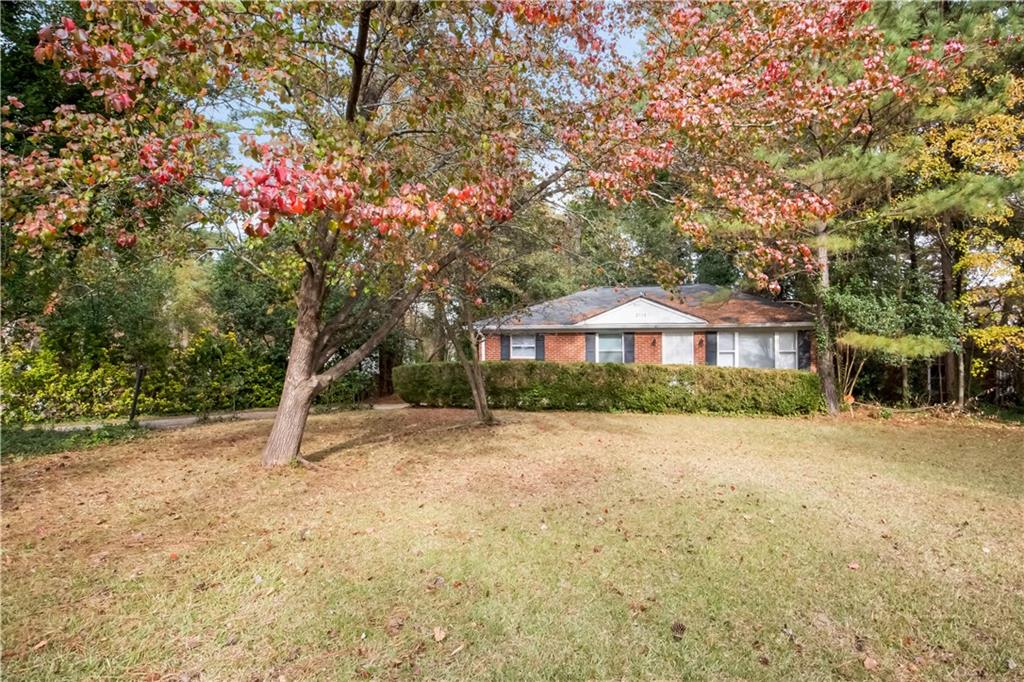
[717,331,737,367]
[510,334,536,360]
[775,331,798,369]
[597,333,624,363]
[717,330,799,369]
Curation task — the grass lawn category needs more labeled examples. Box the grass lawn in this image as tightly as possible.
[1,409,1021,680]
[1,424,147,460]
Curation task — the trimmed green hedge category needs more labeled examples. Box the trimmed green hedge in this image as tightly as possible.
[394,362,823,416]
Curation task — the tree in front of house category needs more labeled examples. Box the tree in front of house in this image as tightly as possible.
[13,1,646,464]
[592,1,971,414]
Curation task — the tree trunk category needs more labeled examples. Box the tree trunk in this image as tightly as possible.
[458,352,493,424]
[377,340,400,397]
[128,363,146,424]
[938,219,959,402]
[901,361,910,406]
[957,349,965,409]
[815,222,840,415]
[816,322,840,415]
[906,220,918,272]
[262,264,324,467]
[262,373,317,466]
[462,335,494,424]
[443,302,494,424]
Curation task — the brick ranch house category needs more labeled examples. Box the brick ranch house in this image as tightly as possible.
[476,285,816,370]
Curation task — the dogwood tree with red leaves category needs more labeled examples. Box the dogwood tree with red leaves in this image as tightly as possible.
[1,99,214,249]
[14,0,637,465]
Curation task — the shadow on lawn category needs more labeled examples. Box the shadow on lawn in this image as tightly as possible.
[302,432,398,462]
[301,411,497,463]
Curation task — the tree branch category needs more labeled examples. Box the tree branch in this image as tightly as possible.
[313,281,422,390]
[345,1,378,123]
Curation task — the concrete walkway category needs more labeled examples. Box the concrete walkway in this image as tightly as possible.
[37,403,408,433]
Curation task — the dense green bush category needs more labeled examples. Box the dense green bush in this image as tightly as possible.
[394,362,822,416]
[1,332,372,424]
[1,344,132,423]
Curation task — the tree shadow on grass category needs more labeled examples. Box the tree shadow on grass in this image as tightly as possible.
[300,413,501,463]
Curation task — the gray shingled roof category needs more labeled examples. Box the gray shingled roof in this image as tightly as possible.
[477,285,813,329]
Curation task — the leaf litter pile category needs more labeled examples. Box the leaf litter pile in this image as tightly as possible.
[2,409,1022,680]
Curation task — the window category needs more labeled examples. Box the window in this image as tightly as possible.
[663,332,694,365]
[739,332,774,368]
[510,334,536,360]
[718,330,798,369]
[597,333,624,363]
[718,331,736,367]
[775,331,797,369]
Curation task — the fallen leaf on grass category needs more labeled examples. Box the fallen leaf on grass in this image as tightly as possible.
[864,656,879,670]
[629,600,648,615]
[433,627,447,642]
[386,614,405,636]
[449,643,466,657]
[848,562,860,570]
[671,622,686,641]
[32,639,48,651]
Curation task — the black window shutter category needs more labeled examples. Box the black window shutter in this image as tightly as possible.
[623,333,635,363]
[798,330,812,370]
[500,334,510,360]
[535,334,545,361]
[705,332,717,366]
[585,333,596,362]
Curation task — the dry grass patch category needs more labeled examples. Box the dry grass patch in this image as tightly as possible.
[2,409,1022,680]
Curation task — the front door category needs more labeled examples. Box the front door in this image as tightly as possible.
[662,332,694,365]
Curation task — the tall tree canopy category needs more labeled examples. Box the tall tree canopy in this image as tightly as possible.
[589,2,988,413]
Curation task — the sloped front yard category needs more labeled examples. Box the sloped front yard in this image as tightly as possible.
[2,409,1022,680]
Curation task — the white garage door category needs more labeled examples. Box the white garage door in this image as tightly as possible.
[662,332,694,365]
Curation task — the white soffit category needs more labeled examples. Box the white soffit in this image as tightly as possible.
[573,297,708,328]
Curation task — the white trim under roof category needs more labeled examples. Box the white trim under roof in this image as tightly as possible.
[573,297,708,329]
[476,321,814,332]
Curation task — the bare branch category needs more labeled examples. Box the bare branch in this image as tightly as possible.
[345,1,378,123]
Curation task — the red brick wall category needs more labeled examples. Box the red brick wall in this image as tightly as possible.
[634,332,662,364]
[484,334,501,361]
[544,333,585,362]
[694,332,707,365]
[483,333,585,362]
